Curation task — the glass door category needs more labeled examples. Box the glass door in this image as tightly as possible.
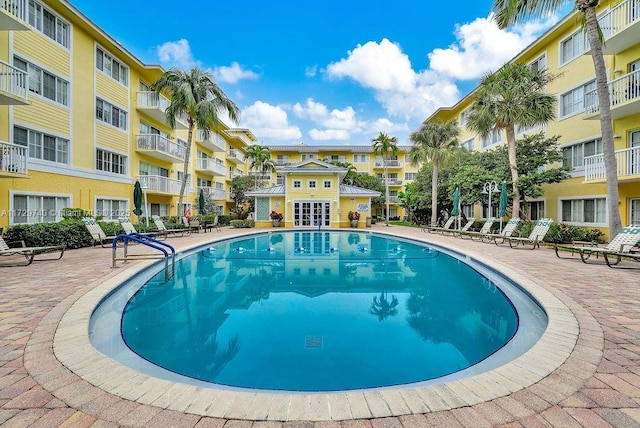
[294,201,330,227]
[630,130,640,175]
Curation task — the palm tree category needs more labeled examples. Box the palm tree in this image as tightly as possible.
[153,68,240,216]
[408,120,460,227]
[246,145,275,188]
[371,132,399,226]
[466,62,556,219]
[492,0,622,237]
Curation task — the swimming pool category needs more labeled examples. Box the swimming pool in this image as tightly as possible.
[90,230,547,393]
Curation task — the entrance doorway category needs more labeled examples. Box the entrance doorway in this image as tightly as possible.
[293,201,331,227]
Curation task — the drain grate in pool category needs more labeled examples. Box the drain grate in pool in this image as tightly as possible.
[305,335,323,349]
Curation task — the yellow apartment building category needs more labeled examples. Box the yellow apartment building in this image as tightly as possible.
[428,0,640,238]
[0,0,256,232]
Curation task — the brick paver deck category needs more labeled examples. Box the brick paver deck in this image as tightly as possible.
[1,224,639,427]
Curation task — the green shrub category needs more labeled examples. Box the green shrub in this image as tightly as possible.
[230,219,254,228]
[61,207,91,219]
[515,221,604,244]
[4,221,94,249]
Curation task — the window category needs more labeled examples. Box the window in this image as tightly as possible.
[302,154,317,161]
[560,30,587,65]
[459,108,471,127]
[481,130,502,149]
[325,155,346,162]
[405,172,417,181]
[96,149,126,174]
[561,198,606,224]
[308,180,317,189]
[528,200,545,221]
[323,180,332,189]
[562,138,603,169]
[197,177,212,187]
[13,57,69,105]
[560,80,595,117]
[276,155,289,165]
[353,154,369,163]
[12,194,69,224]
[461,138,475,151]
[293,180,301,189]
[96,47,128,86]
[27,1,69,48]
[149,203,169,217]
[96,98,127,130]
[140,162,169,177]
[14,126,68,164]
[462,204,474,219]
[530,54,547,72]
[95,199,128,221]
[631,199,640,226]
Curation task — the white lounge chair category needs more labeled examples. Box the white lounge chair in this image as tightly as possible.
[82,217,119,247]
[423,216,456,234]
[483,218,521,244]
[119,218,166,240]
[459,217,495,240]
[496,218,553,249]
[0,235,65,266]
[554,225,640,267]
[152,215,190,237]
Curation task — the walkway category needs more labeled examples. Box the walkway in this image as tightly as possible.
[0,224,639,427]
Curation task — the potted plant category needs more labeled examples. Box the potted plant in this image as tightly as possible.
[348,211,360,227]
[270,211,283,227]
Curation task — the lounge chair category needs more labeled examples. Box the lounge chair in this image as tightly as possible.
[0,235,65,266]
[151,215,190,237]
[119,218,166,240]
[458,217,495,240]
[496,218,553,249]
[483,218,521,244]
[448,217,476,237]
[82,217,118,247]
[423,216,456,233]
[554,225,640,267]
[209,215,221,232]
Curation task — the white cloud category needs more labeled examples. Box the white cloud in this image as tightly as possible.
[305,65,318,78]
[428,14,554,80]
[157,39,198,69]
[308,129,351,141]
[214,62,259,84]
[293,99,360,130]
[241,101,302,140]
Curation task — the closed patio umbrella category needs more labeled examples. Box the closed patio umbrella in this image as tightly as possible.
[498,181,508,232]
[133,181,143,221]
[198,188,206,215]
[451,187,460,229]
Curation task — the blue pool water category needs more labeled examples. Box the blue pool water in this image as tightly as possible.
[91,231,547,392]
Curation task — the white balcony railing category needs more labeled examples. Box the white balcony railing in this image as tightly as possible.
[585,69,640,115]
[195,158,226,175]
[136,134,186,162]
[598,0,640,39]
[0,140,27,174]
[196,130,226,152]
[137,175,190,195]
[0,60,28,103]
[229,171,243,180]
[1,0,27,21]
[198,186,226,200]
[374,160,403,168]
[384,179,403,185]
[584,146,640,181]
[228,148,246,163]
[137,91,170,111]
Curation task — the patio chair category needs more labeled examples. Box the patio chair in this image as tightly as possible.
[423,216,456,233]
[0,235,65,267]
[82,217,119,247]
[151,215,190,237]
[483,218,521,244]
[448,217,476,237]
[118,218,166,240]
[554,225,640,267]
[496,218,553,249]
[458,217,495,240]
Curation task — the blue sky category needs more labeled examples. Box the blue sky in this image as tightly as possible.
[70,1,566,146]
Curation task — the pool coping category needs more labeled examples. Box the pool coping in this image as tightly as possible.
[51,229,598,421]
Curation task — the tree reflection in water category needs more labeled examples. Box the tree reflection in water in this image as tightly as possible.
[370,292,399,322]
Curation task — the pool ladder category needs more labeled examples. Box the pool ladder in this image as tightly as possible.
[111,233,176,281]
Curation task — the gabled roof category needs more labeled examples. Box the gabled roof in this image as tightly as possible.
[277,159,348,181]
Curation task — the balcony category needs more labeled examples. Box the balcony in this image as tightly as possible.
[195,158,226,176]
[0,141,28,177]
[584,146,640,182]
[388,196,399,204]
[0,60,28,105]
[136,92,187,129]
[584,69,640,120]
[384,179,403,186]
[0,0,29,30]
[274,160,292,166]
[196,130,226,152]
[227,148,245,164]
[136,134,186,163]
[595,0,640,54]
[198,186,226,200]
[227,171,243,181]
[137,175,191,195]
[373,160,403,169]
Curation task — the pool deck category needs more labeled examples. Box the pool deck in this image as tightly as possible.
[1,224,639,427]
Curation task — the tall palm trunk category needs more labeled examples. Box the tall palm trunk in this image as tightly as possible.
[384,161,390,226]
[431,165,439,226]
[584,5,622,237]
[178,124,195,215]
[506,126,520,219]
